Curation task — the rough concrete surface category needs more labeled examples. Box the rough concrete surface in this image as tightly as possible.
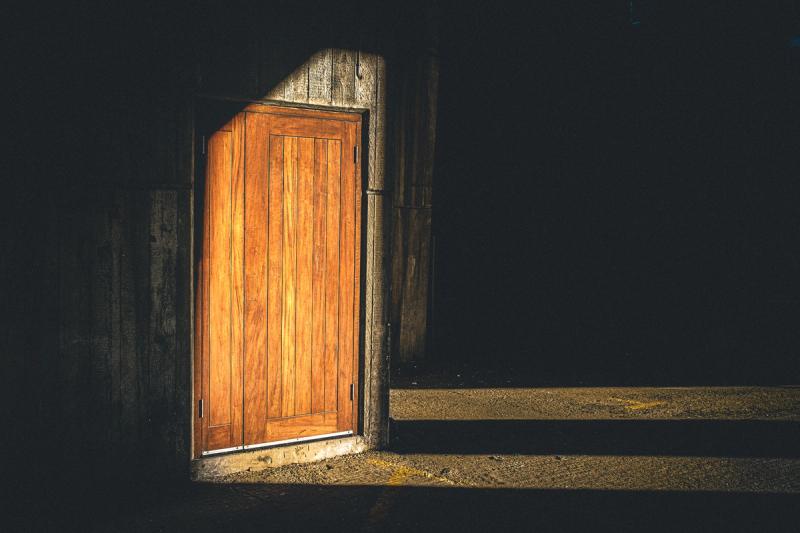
[390,386,800,421]
[26,386,800,532]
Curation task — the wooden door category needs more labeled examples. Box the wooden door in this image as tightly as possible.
[195,104,362,455]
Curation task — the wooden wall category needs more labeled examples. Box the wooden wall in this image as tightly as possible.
[390,51,440,365]
[5,2,439,483]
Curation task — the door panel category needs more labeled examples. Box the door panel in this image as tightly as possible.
[201,116,245,453]
[198,105,361,454]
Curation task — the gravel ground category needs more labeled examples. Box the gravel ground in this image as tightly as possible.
[218,449,800,494]
[78,386,800,532]
[390,386,800,421]
[215,386,800,493]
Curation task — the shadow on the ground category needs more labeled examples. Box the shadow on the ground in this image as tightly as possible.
[20,482,799,532]
[391,419,800,458]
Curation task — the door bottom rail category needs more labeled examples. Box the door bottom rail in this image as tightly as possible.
[201,430,354,456]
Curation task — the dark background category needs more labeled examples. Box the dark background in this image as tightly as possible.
[4,1,800,420]
[430,2,800,385]
[2,3,800,522]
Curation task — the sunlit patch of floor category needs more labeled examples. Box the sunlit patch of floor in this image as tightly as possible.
[209,386,800,494]
[214,450,800,494]
[389,386,800,421]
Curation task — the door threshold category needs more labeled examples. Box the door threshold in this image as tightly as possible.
[192,433,369,479]
[201,430,353,457]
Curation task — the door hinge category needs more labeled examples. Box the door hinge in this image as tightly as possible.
[350,383,354,401]
[198,399,204,418]
[201,135,206,155]
[354,145,357,164]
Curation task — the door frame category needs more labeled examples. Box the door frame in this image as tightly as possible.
[191,97,371,459]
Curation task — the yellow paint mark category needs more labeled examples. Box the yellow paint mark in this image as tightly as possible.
[610,397,666,411]
[364,458,456,531]
[367,458,454,485]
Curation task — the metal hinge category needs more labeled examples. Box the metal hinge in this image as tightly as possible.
[198,399,204,418]
[350,383,354,401]
[354,146,357,163]
[201,135,206,155]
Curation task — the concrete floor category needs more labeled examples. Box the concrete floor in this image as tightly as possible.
[45,387,800,531]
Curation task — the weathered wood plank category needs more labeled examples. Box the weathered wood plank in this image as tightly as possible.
[331,49,356,106]
[265,80,286,101]
[193,238,205,458]
[284,64,309,103]
[354,52,377,439]
[373,56,387,191]
[118,188,140,457]
[173,107,193,469]
[396,207,432,363]
[308,49,333,105]
[389,52,439,371]
[366,193,387,445]
[134,191,153,455]
[149,189,178,465]
[355,53,377,187]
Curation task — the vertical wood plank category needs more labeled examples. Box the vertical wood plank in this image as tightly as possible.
[398,208,432,362]
[338,127,356,431]
[285,65,309,103]
[354,52,378,438]
[373,56,387,192]
[332,50,356,106]
[230,114,245,445]
[295,137,315,415]
[199,163,212,452]
[373,48,392,445]
[389,53,438,367]
[174,183,192,466]
[311,139,328,413]
[193,254,204,458]
[351,122,363,430]
[244,112,269,444]
[265,81,286,101]
[281,137,298,417]
[308,49,333,105]
[267,135,284,419]
[207,130,232,431]
[354,52,377,438]
[118,189,139,456]
[355,53,377,187]
[174,99,193,466]
[149,189,178,464]
[324,139,341,412]
[133,191,152,455]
